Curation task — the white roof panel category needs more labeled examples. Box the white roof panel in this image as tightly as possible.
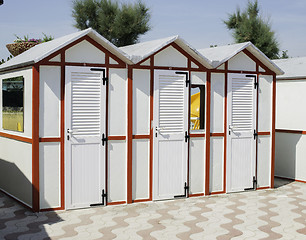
[0,28,131,72]
[273,57,306,79]
[198,42,284,75]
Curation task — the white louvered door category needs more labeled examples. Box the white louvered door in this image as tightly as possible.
[153,70,188,200]
[227,73,257,193]
[65,66,106,209]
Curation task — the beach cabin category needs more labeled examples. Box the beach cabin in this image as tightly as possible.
[273,57,306,183]
[0,28,283,212]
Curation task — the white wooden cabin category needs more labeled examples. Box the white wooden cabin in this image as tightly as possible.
[273,57,306,183]
[0,28,283,212]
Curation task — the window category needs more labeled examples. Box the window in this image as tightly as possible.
[2,76,24,132]
[190,85,205,131]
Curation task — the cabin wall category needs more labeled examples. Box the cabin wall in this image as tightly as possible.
[190,72,206,195]
[275,79,306,182]
[132,69,150,200]
[108,68,127,203]
[0,67,33,207]
[210,73,225,193]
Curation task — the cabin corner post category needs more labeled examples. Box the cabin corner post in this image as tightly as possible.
[32,64,40,212]
[271,74,276,188]
[127,65,133,204]
[205,71,211,195]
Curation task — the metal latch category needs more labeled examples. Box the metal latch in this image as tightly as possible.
[175,71,190,87]
[174,182,189,198]
[90,68,108,85]
[185,131,190,142]
[246,74,257,89]
[102,133,108,146]
[90,189,107,206]
[253,130,258,140]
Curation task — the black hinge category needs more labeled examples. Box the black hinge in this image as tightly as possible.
[185,131,190,142]
[102,133,108,146]
[90,68,108,85]
[246,74,257,89]
[253,130,258,140]
[175,71,190,87]
[90,189,107,207]
[174,182,189,198]
[244,176,257,191]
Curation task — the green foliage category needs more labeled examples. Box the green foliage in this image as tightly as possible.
[224,0,281,59]
[72,0,151,47]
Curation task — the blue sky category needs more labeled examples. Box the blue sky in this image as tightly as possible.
[0,0,306,60]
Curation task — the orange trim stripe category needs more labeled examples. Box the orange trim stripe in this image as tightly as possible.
[205,72,211,195]
[39,138,61,142]
[276,129,306,134]
[257,132,271,136]
[256,186,270,190]
[132,198,150,203]
[108,136,126,140]
[189,193,204,197]
[107,201,126,206]
[189,133,205,138]
[127,66,133,204]
[210,133,225,137]
[271,75,276,188]
[0,132,32,144]
[32,65,40,212]
[132,135,150,139]
[210,191,225,195]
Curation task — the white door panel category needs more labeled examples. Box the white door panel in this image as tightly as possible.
[227,73,256,193]
[153,70,188,200]
[65,66,106,209]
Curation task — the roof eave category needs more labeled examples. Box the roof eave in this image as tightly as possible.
[0,61,34,73]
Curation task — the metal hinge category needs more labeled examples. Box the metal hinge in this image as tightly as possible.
[253,130,258,140]
[246,74,257,89]
[102,133,108,146]
[244,176,257,191]
[90,68,108,85]
[185,131,190,142]
[175,71,190,87]
[90,189,107,206]
[174,182,189,198]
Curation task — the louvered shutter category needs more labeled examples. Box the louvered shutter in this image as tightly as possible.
[158,74,185,134]
[71,71,102,136]
[231,76,254,132]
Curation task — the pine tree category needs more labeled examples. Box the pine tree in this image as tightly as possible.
[224,0,280,59]
[72,0,151,47]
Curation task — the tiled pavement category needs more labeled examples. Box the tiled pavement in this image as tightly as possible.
[0,178,306,240]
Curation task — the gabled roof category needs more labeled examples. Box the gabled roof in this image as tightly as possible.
[0,28,132,72]
[198,42,284,75]
[119,36,213,69]
[273,57,306,79]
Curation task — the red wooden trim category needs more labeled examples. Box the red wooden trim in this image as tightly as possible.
[212,69,260,74]
[210,191,225,195]
[40,207,63,212]
[105,54,110,209]
[257,132,271,136]
[108,136,126,140]
[275,129,306,134]
[133,65,205,72]
[256,186,270,190]
[0,189,33,212]
[60,53,65,210]
[210,133,225,137]
[189,193,204,197]
[223,63,228,194]
[243,49,274,74]
[171,42,208,71]
[132,198,150,203]
[84,36,126,67]
[149,56,154,201]
[189,133,205,138]
[276,77,306,81]
[132,135,150,139]
[0,132,32,144]
[32,65,40,212]
[205,72,211,195]
[40,62,125,69]
[39,138,61,142]
[107,201,126,206]
[275,176,306,184]
[271,75,276,188]
[127,66,133,204]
